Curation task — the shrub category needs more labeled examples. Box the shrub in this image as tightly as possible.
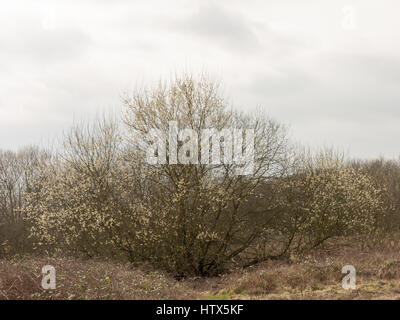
[268,152,387,256]
[24,75,292,276]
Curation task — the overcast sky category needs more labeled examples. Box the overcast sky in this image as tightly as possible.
[1,0,399,158]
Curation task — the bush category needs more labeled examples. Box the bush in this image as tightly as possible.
[25,75,291,276]
[349,158,400,232]
[267,152,387,256]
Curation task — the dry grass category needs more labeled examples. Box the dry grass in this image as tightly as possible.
[200,239,400,300]
[3,240,400,300]
[0,256,196,300]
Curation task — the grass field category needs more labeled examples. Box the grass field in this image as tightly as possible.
[2,240,400,300]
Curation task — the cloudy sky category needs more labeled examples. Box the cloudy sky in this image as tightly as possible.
[1,0,399,158]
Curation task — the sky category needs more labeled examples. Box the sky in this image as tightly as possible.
[0,0,399,159]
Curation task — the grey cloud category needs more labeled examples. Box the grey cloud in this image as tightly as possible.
[322,53,400,85]
[175,4,260,53]
[244,68,314,98]
[24,28,91,62]
[232,51,400,158]
[1,0,400,159]
[0,16,91,63]
[239,51,400,118]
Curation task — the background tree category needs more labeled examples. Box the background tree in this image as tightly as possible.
[0,147,49,256]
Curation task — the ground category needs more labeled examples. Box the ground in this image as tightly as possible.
[2,241,400,300]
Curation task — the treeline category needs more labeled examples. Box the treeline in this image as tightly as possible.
[0,75,398,276]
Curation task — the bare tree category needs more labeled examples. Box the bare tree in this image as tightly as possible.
[0,146,49,255]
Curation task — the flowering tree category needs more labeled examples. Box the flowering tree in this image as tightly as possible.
[260,151,387,260]
[25,75,291,276]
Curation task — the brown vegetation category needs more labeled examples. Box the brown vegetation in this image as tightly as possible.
[2,239,400,299]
